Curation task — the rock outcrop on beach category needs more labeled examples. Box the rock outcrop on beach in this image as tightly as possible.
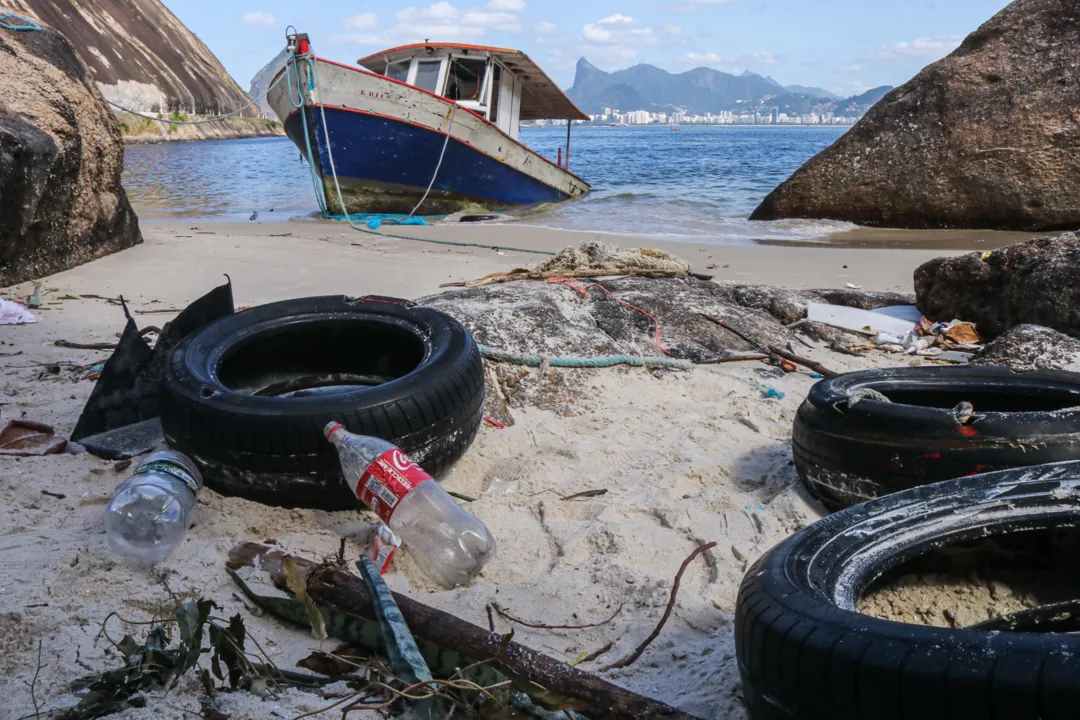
[7,0,266,120]
[751,0,1080,231]
[973,325,1080,373]
[422,275,912,362]
[915,233,1080,339]
[0,24,140,286]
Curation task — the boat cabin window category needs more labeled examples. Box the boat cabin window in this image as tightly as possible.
[446,58,487,102]
[412,59,443,94]
[384,61,409,83]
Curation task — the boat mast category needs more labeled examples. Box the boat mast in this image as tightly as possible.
[565,120,572,170]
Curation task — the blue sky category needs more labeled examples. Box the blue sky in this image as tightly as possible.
[171,0,1011,96]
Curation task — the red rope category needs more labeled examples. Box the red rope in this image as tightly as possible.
[545,276,671,355]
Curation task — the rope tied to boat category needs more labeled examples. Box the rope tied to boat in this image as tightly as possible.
[0,12,41,31]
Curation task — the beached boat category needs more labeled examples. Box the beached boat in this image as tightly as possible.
[267,34,591,216]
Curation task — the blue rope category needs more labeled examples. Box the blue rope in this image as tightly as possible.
[478,344,692,370]
[0,12,41,31]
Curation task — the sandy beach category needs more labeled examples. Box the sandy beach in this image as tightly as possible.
[0,219,947,719]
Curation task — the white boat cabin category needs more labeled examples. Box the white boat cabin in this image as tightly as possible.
[357,43,588,140]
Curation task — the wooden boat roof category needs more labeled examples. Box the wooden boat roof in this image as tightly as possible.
[357,43,590,122]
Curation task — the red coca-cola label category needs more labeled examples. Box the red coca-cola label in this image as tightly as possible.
[356,449,431,523]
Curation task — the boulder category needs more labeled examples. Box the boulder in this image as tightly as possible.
[750,0,1080,231]
[972,325,1080,373]
[0,24,140,287]
[914,233,1080,338]
[420,276,798,363]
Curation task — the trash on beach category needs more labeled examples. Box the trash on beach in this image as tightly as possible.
[227,541,693,718]
[105,450,201,564]
[944,321,981,345]
[327,422,496,588]
[71,279,234,459]
[737,376,785,400]
[0,297,38,325]
[371,524,402,575]
[0,419,67,456]
[807,302,917,337]
[872,305,924,323]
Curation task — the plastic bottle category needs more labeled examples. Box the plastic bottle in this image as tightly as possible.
[325,422,496,587]
[104,450,201,564]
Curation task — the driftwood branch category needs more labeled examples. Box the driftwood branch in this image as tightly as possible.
[600,542,716,672]
[440,268,708,289]
[228,543,699,720]
[767,345,838,378]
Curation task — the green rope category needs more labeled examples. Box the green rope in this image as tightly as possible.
[478,344,692,369]
[0,12,41,31]
[297,51,557,257]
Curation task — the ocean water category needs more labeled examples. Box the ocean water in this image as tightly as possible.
[123,125,857,244]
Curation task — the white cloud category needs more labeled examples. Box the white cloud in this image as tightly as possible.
[534,20,558,35]
[343,13,377,30]
[838,64,861,73]
[582,14,656,46]
[242,11,276,26]
[870,35,963,60]
[334,2,524,46]
[663,24,682,35]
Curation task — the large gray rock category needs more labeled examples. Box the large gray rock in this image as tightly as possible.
[10,0,259,116]
[750,0,1080,231]
[973,325,1080,372]
[915,233,1080,338]
[0,24,141,287]
[420,277,799,362]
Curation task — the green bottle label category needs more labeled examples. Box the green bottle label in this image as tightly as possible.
[135,460,200,495]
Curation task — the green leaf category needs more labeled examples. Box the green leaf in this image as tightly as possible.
[208,614,247,689]
[175,599,216,674]
[283,556,326,641]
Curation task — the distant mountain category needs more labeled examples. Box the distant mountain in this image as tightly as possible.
[833,85,894,114]
[785,85,840,100]
[568,58,788,114]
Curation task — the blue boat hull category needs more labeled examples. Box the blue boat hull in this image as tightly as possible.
[285,107,571,215]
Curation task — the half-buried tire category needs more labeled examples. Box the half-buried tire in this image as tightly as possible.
[793,366,1080,510]
[161,295,484,509]
[736,461,1080,720]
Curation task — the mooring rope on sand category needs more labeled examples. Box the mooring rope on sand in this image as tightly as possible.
[478,344,692,370]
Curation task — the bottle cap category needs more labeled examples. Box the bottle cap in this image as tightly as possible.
[324,421,344,439]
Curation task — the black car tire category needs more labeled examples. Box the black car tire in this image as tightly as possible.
[161,295,484,509]
[792,366,1080,509]
[736,461,1080,720]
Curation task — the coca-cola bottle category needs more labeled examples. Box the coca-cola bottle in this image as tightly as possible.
[325,422,496,587]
